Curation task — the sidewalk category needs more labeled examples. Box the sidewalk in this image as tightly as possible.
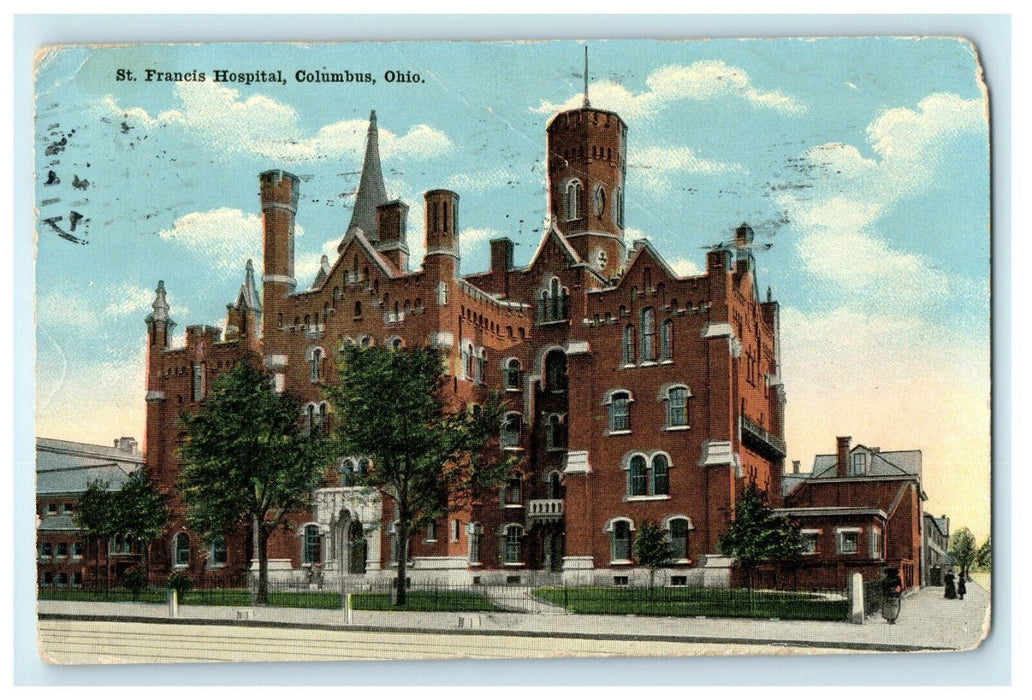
[37,581,990,653]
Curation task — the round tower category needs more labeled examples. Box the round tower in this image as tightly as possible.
[260,169,299,293]
[546,107,627,275]
[423,189,460,279]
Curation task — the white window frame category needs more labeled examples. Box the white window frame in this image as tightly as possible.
[836,527,860,555]
[173,532,190,568]
[869,526,883,559]
[604,517,635,565]
[800,529,820,556]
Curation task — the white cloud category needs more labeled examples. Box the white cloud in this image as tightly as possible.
[38,290,98,329]
[668,257,702,277]
[104,284,156,316]
[102,82,453,162]
[531,61,805,118]
[444,169,513,193]
[156,208,264,275]
[296,238,344,287]
[458,227,501,257]
[779,93,986,312]
[630,145,744,194]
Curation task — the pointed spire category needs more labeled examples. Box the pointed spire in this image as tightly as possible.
[149,280,170,323]
[312,254,331,289]
[582,45,591,108]
[343,110,389,246]
[235,259,262,311]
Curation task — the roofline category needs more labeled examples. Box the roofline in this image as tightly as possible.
[774,507,889,520]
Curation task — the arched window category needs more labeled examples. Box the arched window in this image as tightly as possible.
[660,320,674,360]
[609,519,633,563]
[613,187,624,228]
[318,403,328,435]
[502,524,523,564]
[652,454,670,495]
[545,350,567,392]
[305,404,316,437]
[302,524,320,565]
[359,335,372,349]
[622,325,635,365]
[173,533,190,568]
[340,458,357,487]
[640,307,656,361]
[354,300,362,318]
[461,343,473,381]
[666,386,690,428]
[208,535,226,566]
[504,359,521,390]
[668,518,689,561]
[607,391,632,432]
[564,180,582,221]
[475,348,487,385]
[308,347,323,383]
[501,412,522,448]
[628,455,648,496]
[593,185,606,216]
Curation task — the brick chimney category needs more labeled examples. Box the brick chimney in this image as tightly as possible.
[490,237,514,273]
[791,460,800,474]
[836,436,851,477]
[114,437,139,454]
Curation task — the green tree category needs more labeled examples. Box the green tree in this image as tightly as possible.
[74,470,170,586]
[950,527,978,581]
[975,536,992,571]
[177,358,330,605]
[717,486,803,590]
[633,520,673,590]
[323,345,515,606]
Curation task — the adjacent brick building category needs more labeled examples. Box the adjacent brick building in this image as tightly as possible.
[777,437,926,590]
[142,98,787,587]
[36,437,144,588]
[923,512,951,586]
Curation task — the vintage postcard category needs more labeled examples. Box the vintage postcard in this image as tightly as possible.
[34,37,991,664]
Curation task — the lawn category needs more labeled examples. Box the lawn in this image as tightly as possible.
[38,587,343,609]
[348,590,500,612]
[533,586,848,621]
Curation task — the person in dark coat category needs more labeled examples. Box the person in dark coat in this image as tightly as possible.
[957,571,967,600]
[944,570,957,599]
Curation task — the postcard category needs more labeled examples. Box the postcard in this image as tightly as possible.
[34,37,991,664]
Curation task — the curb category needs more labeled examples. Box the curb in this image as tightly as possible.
[38,611,953,653]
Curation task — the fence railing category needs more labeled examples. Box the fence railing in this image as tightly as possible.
[39,577,850,621]
[862,579,882,617]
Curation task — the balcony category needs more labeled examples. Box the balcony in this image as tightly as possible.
[740,416,786,460]
[527,499,564,523]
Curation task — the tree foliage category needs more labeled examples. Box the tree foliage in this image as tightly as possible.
[949,527,978,578]
[717,486,803,587]
[177,357,330,603]
[74,470,170,581]
[323,345,516,605]
[634,520,673,589]
[975,536,992,571]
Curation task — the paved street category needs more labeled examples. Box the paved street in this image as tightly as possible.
[36,580,990,663]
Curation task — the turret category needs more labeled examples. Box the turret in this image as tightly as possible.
[145,280,174,350]
[423,189,459,279]
[225,259,262,344]
[376,200,410,272]
[260,169,299,333]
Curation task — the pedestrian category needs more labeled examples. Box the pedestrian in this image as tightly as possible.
[944,570,957,599]
[881,567,903,624]
[957,571,966,600]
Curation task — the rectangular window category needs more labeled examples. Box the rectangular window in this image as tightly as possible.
[503,526,522,564]
[801,531,819,555]
[610,394,630,432]
[504,478,522,505]
[71,542,82,558]
[40,542,53,558]
[850,453,866,476]
[611,521,632,562]
[667,388,688,427]
[869,527,882,559]
[837,529,859,555]
[192,364,204,402]
[451,519,460,543]
[425,521,436,542]
[56,542,68,558]
[468,525,481,564]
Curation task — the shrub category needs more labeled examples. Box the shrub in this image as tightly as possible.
[167,570,193,597]
[122,567,147,597]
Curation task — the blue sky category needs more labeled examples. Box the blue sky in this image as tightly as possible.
[34,38,990,538]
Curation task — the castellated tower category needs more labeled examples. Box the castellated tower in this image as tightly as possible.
[423,189,460,280]
[546,106,627,276]
[260,169,299,341]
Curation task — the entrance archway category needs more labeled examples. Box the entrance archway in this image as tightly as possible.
[348,521,367,574]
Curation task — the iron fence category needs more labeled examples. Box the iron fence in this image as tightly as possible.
[862,579,883,617]
[39,576,850,621]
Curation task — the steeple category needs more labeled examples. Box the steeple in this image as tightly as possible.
[583,45,590,108]
[341,110,389,250]
[145,280,175,348]
[234,259,262,312]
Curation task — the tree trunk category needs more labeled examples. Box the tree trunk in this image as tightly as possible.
[394,519,409,607]
[257,525,270,606]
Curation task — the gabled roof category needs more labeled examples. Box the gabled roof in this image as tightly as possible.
[310,255,331,290]
[811,446,922,480]
[37,515,78,532]
[328,228,398,284]
[619,238,681,284]
[525,222,582,273]
[342,110,389,246]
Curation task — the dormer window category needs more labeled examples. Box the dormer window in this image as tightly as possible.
[850,452,867,476]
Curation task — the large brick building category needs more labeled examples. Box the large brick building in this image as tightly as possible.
[142,98,787,587]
